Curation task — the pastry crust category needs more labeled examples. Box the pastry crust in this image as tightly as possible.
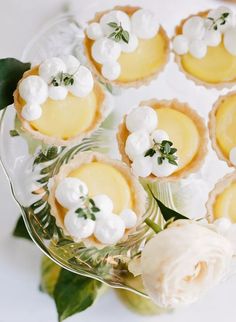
[206,171,236,222]
[209,91,236,167]
[48,151,147,248]
[117,99,208,182]
[14,67,106,147]
[173,10,236,90]
[84,6,170,89]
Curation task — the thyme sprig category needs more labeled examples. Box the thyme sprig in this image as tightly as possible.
[75,196,100,221]
[51,72,75,87]
[107,22,130,44]
[207,12,230,31]
[145,140,178,166]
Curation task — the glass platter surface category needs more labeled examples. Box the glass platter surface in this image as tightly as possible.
[0,0,235,296]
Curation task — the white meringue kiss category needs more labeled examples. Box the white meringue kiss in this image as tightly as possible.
[224,28,236,56]
[64,209,95,241]
[21,103,42,121]
[172,35,189,55]
[131,9,159,39]
[61,55,80,74]
[39,57,66,83]
[120,209,137,229]
[150,129,169,144]
[100,10,131,36]
[69,66,94,97]
[94,214,125,245]
[203,30,221,47]
[86,22,104,40]
[55,177,88,209]
[183,16,206,40]
[126,106,158,133]
[132,155,153,178]
[189,39,207,59]
[121,33,139,53]
[92,38,121,64]
[19,75,48,104]
[229,146,236,165]
[48,85,68,101]
[152,158,177,177]
[92,194,113,215]
[101,61,121,80]
[125,130,151,160]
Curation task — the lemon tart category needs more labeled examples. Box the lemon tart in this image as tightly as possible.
[117,99,208,181]
[84,6,170,88]
[173,7,236,88]
[206,172,236,223]
[48,152,146,247]
[209,91,236,167]
[14,56,106,146]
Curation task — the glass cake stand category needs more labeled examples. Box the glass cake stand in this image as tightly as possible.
[0,3,232,296]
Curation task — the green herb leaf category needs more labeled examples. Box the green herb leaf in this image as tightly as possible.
[9,129,19,137]
[222,12,230,18]
[91,207,100,213]
[0,58,31,110]
[207,12,230,31]
[145,148,156,157]
[13,216,32,241]
[107,21,130,44]
[89,198,95,206]
[107,22,118,28]
[122,30,129,44]
[53,270,102,322]
[148,186,189,222]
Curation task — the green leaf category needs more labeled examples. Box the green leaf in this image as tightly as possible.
[9,129,19,137]
[107,22,118,28]
[0,58,31,110]
[13,216,32,241]
[40,256,61,297]
[157,156,163,164]
[91,206,100,213]
[53,270,102,322]
[222,12,230,18]
[122,30,129,44]
[145,148,156,157]
[148,186,189,222]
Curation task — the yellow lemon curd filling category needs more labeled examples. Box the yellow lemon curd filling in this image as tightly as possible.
[19,71,100,140]
[215,94,236,158]
[156,108,200,171]
[69,162,133,214]
[29,93,97,140]
[86,31,168,83]
[181,41,236,84]
[213,182,236,222]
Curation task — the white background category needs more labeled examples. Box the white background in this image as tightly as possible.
[1,0,236,321]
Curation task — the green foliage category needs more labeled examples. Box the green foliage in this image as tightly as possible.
[0,58,30,110]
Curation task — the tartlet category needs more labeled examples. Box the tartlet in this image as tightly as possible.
[117,99,208,181]
[84,6,170,88]
[206,172,236,223]
[209,91,236,167]
[173,7,236,88]
[48,151,146,248]
[14,56,106,146]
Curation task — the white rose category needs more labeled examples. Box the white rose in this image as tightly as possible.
[141,220,233,308]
